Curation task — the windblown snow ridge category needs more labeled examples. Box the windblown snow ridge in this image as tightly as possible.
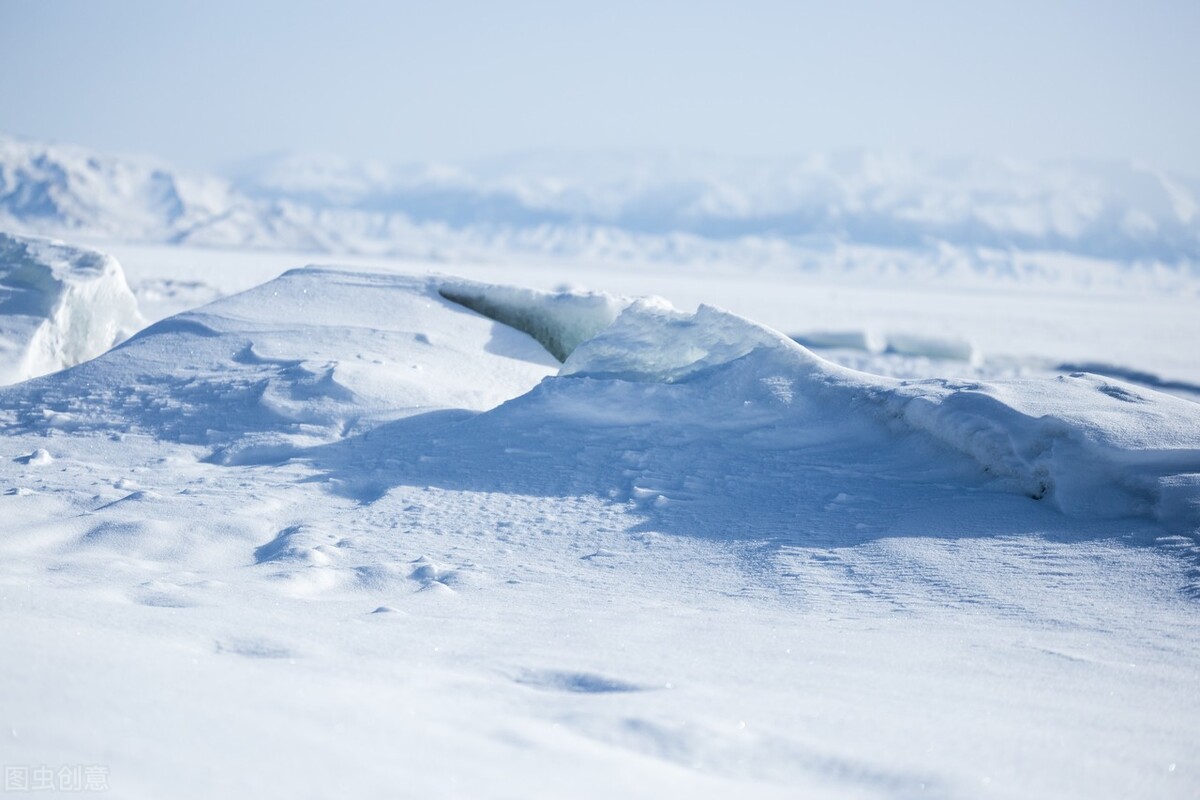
[0,232,142,385]
[2,263,1197,537]
[554,300,1200,533]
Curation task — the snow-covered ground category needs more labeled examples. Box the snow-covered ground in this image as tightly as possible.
[0,232,1198,798]
[98,240,1200,395]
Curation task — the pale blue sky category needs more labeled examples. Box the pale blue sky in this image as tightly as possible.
[2,0,1198,174]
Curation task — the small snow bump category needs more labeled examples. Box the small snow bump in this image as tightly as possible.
[15,448,53,465]
[370,605,400,614]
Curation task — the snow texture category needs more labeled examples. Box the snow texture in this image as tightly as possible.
[1,258,1198,799]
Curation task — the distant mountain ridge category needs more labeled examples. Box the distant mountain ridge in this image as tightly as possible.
[2,133,1198,267]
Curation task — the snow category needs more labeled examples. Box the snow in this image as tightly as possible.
[558,299,1200,530]
[0,245,1198,798]
[0,232,141,384]
[4,266,558,464]
[234,148,1200,263]
[0,129,1198,796]
[0,135,238,240]
[5,135,1200,292]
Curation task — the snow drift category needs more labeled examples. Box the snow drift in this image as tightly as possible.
[552,300,1200,532]
[6,264,1196,536]
[4,267,560,463]
[0,232,142,384]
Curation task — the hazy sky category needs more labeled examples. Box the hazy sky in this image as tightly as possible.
[2,0,1198,174]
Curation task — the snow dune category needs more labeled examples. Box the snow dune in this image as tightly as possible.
[432,285,1200,536]
[6,267,560,464]
[7,261,1195,535]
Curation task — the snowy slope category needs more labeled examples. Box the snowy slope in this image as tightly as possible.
[0,232,141,384]
[3,268,561,460]
[486,295,1200,535]
[1,265,1198,798]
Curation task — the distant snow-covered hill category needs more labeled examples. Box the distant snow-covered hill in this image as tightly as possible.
[0,135,237,241]
[234,148,1200,263]
[3,134,1199,270]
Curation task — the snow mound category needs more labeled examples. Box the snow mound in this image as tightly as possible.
[3,265,1197,534]
[883,373,1200,526]
[0,232,142,384]
[548,300,1200,532]
[3,267,558,463]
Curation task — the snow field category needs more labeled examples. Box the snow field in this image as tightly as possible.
[0,237,1197,798]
